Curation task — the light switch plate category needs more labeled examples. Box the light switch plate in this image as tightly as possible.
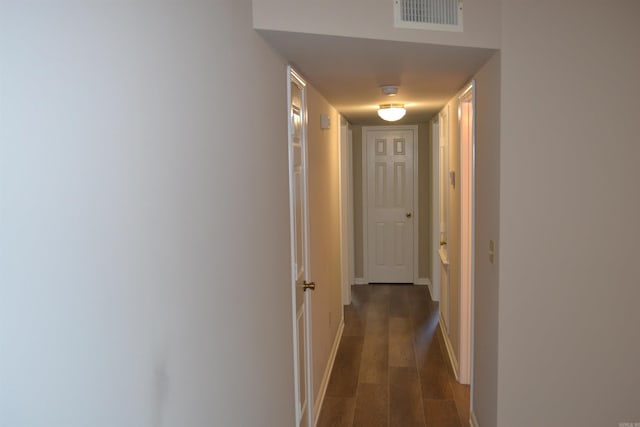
[320,114,330,129]
[489,240,495,264]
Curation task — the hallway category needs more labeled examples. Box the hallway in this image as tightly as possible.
[318,285,469,427]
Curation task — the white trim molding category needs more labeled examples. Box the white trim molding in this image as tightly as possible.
[339,115,352,306]
[458,81,475,385]
[411,125,421,285]
[431,117,441,301]
[469,411,480,427]
[353,278,368,285]
[439,313,460,381]
[313,320,344,426]
[427,281,437,301]
[414,278,431,286]
[348,127,355,296]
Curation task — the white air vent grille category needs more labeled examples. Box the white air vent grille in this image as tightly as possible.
[393,0,463,32]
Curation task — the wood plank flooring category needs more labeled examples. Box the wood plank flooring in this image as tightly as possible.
[318,285,469,427]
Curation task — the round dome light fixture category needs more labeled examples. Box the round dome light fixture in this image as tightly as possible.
[377,104,406,122]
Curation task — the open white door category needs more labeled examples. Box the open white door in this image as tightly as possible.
[288,66,314,427]
[438,107,451,333]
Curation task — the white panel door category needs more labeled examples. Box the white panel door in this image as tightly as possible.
[366,129,415,283]
[438,107,451,331]
[288,67,314,427]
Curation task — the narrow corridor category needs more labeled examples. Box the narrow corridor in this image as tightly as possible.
[318,285,469,427]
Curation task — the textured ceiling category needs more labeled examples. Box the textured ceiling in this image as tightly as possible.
[259,30,496,125]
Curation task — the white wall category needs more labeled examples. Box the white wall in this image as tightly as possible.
[472,51,500,427]
[252,0,501,49]
[305,85,344,406]
[0,2,296,426]
[499,1,640,426]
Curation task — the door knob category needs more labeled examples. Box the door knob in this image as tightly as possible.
[303,281,316,291]
[406,212,412,218]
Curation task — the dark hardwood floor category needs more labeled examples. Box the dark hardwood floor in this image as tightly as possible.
[318,285,470,427]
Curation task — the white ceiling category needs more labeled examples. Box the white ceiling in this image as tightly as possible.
[259,30,496,125]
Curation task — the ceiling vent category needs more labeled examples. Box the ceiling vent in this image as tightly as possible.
[393,0,463,32]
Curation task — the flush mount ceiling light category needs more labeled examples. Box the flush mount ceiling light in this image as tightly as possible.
[377,85,406,121]
[377,104,406,121]
[380,85,399,96]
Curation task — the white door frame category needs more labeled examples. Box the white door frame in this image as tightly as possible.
[361,125,420,284]
[431,117,440,301]
[348,127,355,294]
[287,66,314,427]
[339,116,352,305]
[458,81,475,385]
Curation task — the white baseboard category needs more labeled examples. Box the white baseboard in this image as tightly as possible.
[469,410,480,427]
[353,277,367,285]
[313,320,344,426]
[439,313,460,381]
